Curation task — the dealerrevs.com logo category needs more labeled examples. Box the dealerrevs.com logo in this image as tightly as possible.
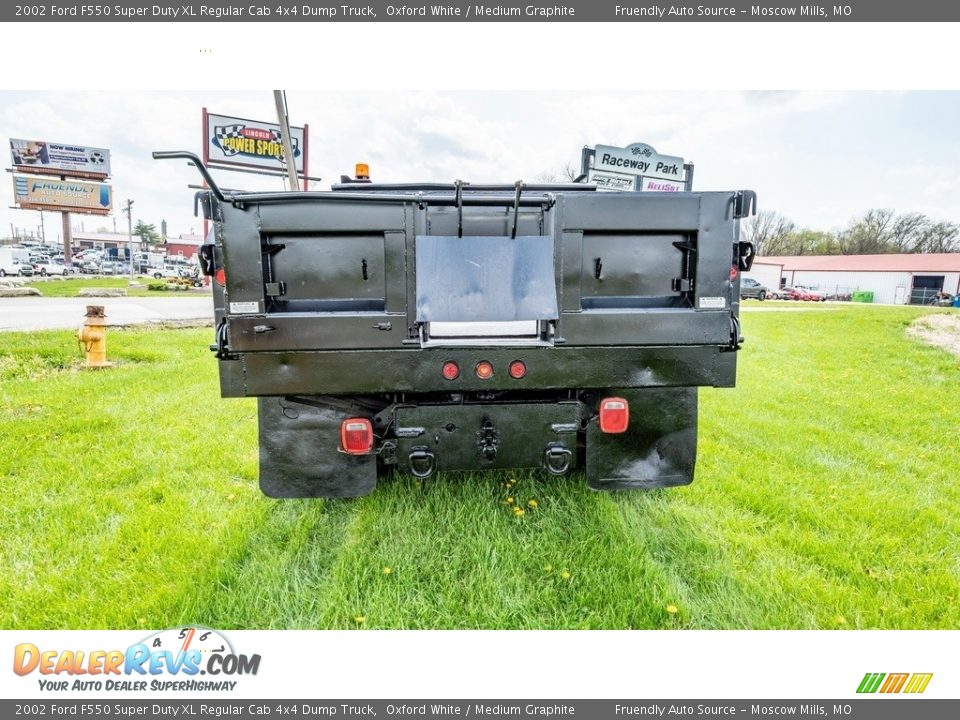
[13,627,261,692]
[857,672,933,694]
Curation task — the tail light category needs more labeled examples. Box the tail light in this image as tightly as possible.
[508,360,526,379]
[340,418,374,455]
[441,361,459,380]
[214,268,226,286]
[599,397,629,434]
[475,361,494,380]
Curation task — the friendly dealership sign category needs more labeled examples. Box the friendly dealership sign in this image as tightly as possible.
[12,174,113,215]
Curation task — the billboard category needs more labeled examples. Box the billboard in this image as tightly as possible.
[593,142,686,183]
[9,138,111,178]
[12,174,113,215]
[204,110,307,176]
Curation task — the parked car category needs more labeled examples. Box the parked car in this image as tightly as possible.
[740,277,769,300]
[152,264,183,279]
[0,247,35,277]
[780,286,808,301]
[795,285,827,302]
[33,258,70,276]
[98,261,119,275]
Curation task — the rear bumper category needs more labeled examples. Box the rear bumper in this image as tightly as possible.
[257,387,698,498]
[224,345,736,397]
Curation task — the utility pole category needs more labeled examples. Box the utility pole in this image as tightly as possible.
[123,199,135,281]
[273,90,300,192]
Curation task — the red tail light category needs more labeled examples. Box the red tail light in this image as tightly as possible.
[599,397,629,434]
[475,361,494,380]
[441,361,459,380]
[340,418,374,455]
[215,268,226,286]
[729,265,739,281]
[508,360,526,379]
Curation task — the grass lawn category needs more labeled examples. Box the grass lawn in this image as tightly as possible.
[23,277,209,298]
[0,304,958,629]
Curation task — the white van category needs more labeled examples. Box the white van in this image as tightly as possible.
[0,247,35,277]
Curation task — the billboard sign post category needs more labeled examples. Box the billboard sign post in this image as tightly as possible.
[12,174,113,215]
[9,138,111,179]
[203,108,309,180]
[582,142,693,191]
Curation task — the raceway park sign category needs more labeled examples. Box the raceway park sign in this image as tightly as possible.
[13,174,113,214]
[204,110,307,175]
[9,138,111,178]
[593,143,685,182]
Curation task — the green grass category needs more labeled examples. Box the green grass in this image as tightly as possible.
[0,305,958,629]
[23,277,208,298]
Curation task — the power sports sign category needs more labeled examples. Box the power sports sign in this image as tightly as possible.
[591,142,687,191]
[203,110,308,177]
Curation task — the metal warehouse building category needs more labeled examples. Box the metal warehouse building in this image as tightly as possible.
[754,254,960,305]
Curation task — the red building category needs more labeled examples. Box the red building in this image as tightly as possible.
[164,233,204,260]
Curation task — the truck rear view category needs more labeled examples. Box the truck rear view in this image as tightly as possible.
[157,151,755,497]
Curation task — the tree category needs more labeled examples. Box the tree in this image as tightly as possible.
[133,220,160,247]
[741,210,796,256]
[536,160,580,183]
[912,220,960,253]
[838,209,895,254]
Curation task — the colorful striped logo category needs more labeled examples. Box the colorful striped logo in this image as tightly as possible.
[857,672,933,694]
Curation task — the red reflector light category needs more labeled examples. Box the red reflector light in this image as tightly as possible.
[729,265,739,281]
[340,418,374,455]
[215,268,226,286]
[508,360,526,379]
[599,397,629,434]
[475,361,494,380]
[441,361,459,380]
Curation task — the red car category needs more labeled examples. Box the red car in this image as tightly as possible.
[796,286,827,302]
[781,286,809,301]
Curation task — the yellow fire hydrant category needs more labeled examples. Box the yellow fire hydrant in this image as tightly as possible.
[77,305,113,368]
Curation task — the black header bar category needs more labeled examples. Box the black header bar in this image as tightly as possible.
[5,1,960,22]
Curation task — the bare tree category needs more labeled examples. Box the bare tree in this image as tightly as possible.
[838,208,895,254]
[912,220,960,253]
[536,160,580,183]
[741,210,797,256]
[889,212,929,251]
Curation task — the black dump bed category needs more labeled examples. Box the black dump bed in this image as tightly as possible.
[201,184,756,397]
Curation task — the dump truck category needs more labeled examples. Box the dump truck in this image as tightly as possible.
[155,151,755,498]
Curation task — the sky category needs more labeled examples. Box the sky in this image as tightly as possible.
[2,90,958,243]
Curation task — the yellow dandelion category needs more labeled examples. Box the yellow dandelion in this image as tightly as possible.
[354,615,366,625]
[560,570,571,580]
[527,499,538,509]
[506,496,514,504]
[666,604,678,615]
[382,566,392,575]
[544,564,553,573]
[513,507,525,517]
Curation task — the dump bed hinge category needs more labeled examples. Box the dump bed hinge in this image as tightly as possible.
[731,190,758,219]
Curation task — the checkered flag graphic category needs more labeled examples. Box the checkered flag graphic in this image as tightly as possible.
[214,124,247,156]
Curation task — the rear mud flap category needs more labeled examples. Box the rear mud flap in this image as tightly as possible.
[258,397,377,498]
[586,387,697,490]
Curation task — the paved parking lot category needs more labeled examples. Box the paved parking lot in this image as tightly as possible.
[0,296,213,330]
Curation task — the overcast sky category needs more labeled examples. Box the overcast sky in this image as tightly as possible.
[2,90,958,242]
